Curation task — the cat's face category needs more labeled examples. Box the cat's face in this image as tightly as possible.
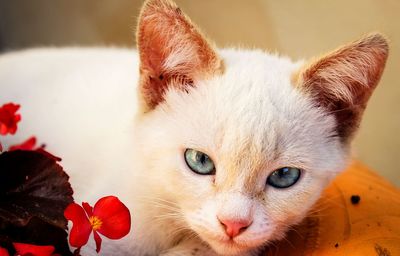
[135,50,348,254]
[135,0,388,254]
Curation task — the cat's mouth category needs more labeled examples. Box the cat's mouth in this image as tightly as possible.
[205,234,266,255]
[220,238,250,248]
[209,240,254,256]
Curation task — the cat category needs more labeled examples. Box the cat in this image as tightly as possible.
[0,0,388,255]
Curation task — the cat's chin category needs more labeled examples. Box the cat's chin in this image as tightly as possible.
[204,236,265,256]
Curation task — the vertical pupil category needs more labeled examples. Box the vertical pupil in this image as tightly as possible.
[198,153,206,165]
[279,168,288,177]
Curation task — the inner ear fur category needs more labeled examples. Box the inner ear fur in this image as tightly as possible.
[295,33,389,143]
[136,0,223,112]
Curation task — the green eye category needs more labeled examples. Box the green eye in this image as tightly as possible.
[184,149,215,175]
[267,167,301,188]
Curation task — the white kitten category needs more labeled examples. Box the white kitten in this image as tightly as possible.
[0,0,388,255]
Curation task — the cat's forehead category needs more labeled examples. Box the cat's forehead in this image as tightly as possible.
[213,49,303,116]
[202,50,320,149]
[164,49,337,170]
[219,48,300,77]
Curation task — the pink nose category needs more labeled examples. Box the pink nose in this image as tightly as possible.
[218,217,252,238]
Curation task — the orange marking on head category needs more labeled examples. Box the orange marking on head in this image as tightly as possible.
[294,33,388,142]
[136,0,224,112]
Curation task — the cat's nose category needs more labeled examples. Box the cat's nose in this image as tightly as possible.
[217,217,252,238]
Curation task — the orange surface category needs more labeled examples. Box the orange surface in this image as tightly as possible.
[264,161,400,256]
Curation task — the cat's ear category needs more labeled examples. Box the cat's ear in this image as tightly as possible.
[136,0,223,112]
[295,33,388,143]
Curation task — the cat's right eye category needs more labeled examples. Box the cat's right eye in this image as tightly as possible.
[267,167,301,188]
[184,149,215,175]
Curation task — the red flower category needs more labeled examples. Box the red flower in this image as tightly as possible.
[0,246,9,256]
[64,196,131,253]
[9,136,62,161]
[0,103,21,135]
[13,243,56,256]
[0,243,56,256]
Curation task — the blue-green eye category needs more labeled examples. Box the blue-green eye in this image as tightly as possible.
[267,167,301,188]
[184,149,215,175]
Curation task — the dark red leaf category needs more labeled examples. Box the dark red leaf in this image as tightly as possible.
[35,148,62,162]
[0,217,72,256]
[0,151,73,228]
[0,151,74,255]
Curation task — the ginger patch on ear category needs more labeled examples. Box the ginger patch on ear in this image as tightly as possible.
[295,33,388,142]
[136,0,223,111]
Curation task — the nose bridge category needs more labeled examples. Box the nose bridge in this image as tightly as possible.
[217,192,254,220]
[215,144,263,195]
[217,191,254,238]
[216,167,261,198]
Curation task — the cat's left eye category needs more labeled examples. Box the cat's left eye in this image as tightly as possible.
[184,149,215,175]
[267,167,301,188]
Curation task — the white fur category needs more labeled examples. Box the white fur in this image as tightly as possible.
[0,47,348,255]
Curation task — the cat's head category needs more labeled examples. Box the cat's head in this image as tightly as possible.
[134,0,388,254]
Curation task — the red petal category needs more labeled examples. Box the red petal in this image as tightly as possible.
[8,137,62,161]
[82,202,93,217]
[9,137,37,151]
[0,124,7,135]
[13,243,55,256]
[0,246,9,256]
[92,196,131,239]
[93,231,102,253]
[0,103,21,135]
[64,203,92,248]
[4,103,19,112]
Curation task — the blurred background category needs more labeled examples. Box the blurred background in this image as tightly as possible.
[0,0,399,185]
